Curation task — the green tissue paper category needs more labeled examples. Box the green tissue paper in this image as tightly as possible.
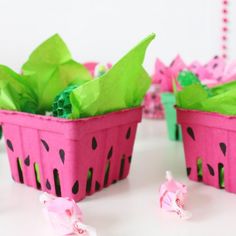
[0,65,37,112]
[22,34,92,113]
[0,33,154,119]
[69,33,155,118]
[176,70,236,116]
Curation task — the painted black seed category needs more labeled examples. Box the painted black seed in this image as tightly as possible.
[213,63,218,69]
[159,70,164,74]
[107,146,113,159]
[46,179,51,190]
[41,139,49,152]
[112,180,117,184]
[207,164,215,176]
[126,127,131,139]
[92,137,97,150]
[187,167,191,176]
[95,181,100,191]
[72,181,79,194]
[152,94,156,99]
[170,59,175,67]
[24,155,30,166]
[187,127,195,140]
[59,149,65,164]
[219,142,226,156]
[6,139,14,152]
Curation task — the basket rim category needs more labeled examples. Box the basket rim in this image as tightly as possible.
[176,106,236,120]
[0,106,142,123]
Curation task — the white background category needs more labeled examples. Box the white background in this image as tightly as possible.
[0,0,236,74]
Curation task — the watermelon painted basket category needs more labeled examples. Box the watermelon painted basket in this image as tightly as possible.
[0,107,142,201]
[177,107,236,193]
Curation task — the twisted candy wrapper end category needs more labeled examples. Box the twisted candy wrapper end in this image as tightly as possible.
[159,171,192,220]
[40,193,97,236]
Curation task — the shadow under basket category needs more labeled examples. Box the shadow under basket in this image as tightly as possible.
[177,107,236,193]
[0,107,142,201]
[161,93,182,141]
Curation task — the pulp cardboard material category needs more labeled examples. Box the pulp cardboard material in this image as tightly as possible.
[161,93,182,141]
[177,107,236,193]
[0,107,142,201]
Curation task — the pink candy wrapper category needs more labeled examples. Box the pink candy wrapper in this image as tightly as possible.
[40,193,97,236]
[159,171,191,219]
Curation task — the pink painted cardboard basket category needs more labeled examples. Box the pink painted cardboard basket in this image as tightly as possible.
[177,107,236,193]
[0,107,142,201]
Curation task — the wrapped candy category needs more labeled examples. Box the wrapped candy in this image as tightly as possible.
[159,171,192,219]
[40,193,97,236]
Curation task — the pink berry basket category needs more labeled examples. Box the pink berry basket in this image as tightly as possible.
[0,107,142,201]
[177,107,236,193]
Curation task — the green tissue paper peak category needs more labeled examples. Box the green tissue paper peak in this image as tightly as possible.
[69,33,155,118]
[22,34,92,113]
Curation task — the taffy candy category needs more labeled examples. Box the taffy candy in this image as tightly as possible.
[40,193,97,236]
[159,171,192,219]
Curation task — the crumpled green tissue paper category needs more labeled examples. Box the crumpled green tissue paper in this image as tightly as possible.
[0,33,154,119]
[21,34,92,113]
[69,33,155,118]
[176,70,236,115]
[0,65,37,112]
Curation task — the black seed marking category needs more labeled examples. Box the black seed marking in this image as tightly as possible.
[207,164,215,176]
[152,94,156,99]
[126,127,131,140]
[72,181,79,194]
[46,179,51,190]
[170,59,175,67]
[24,155,30,166]
[59,149,65,164]
[219,142,226,156]
[41,139,49,152]
[107,146,113,159]
[112,180,117,184]
[214,55,219,59]
[213,63,218,69]
[6,139,14,152]
[187,167,191,176]
[159,70,164,74]
[92,137,97,150]
[187,127,195,140]
[95,181,100,191]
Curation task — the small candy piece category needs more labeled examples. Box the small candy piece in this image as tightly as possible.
[40,193,97,236]
[159,171,192,220]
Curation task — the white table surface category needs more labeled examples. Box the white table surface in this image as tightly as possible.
[1,119,236,236]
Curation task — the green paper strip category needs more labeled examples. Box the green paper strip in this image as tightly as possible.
[69,34,155,118]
